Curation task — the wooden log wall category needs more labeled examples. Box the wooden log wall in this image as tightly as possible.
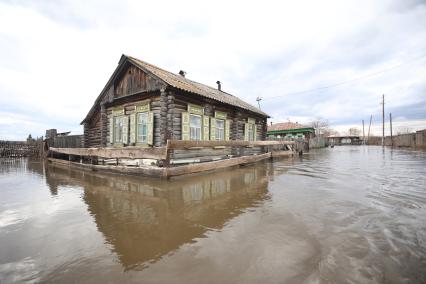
[105,94,163,147]
[83,63,268,148]
[84,111,101,148]
[114,65,164,98]
[52,135,83,148]
[170,91,267,144]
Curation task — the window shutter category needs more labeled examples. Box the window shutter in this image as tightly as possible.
[122,115,129,144]
[181,112,190,140]
[210,117,216,140]
[203,115,210,141]
[147,112,154,145]
[129,113,136,144]
[225,119,231,140]
[109,116,113,144]
[244,123,249,141]
[253,124,257,141]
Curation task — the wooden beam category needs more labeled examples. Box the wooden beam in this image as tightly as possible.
[47,157,165,177]
[166,140,294,149]
[50,146,167,160]
[165,153,271,177]
[271,150,293,158]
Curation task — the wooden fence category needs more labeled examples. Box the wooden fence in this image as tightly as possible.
[48,139,302,177]
[0,140,42,158]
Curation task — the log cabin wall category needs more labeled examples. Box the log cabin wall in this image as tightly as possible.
[114,64,164,98]
[84,111,101,148]
[83,62,268,149]
[169,90,266,146]
[105,94,162,147]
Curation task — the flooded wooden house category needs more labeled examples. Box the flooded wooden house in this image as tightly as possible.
[81,54,268,148]
[49,55,299,177]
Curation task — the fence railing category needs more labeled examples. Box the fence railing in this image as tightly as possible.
[49,139,300,166]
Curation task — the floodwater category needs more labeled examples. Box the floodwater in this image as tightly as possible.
[0,147,425,284]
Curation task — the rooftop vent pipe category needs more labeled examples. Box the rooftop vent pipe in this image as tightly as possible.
[216,81,221,91]
[179,70,186,77]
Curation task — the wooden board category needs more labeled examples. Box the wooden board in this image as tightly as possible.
[47,158,165,177]
[166,139,294,149]
[271,151,293,158]
[50,146,167,160]
[165,153,271,177]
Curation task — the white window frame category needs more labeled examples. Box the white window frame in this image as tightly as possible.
[248,124,256,141]
[136,112,148,143]
[114,116,123,143]
[216,119,225,141]
[190,114,202,141]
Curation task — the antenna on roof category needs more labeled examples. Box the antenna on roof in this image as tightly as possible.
[256,97,262,110]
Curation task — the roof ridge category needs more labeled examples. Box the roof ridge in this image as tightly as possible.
[124,55,268,117]
[126,55,236,95]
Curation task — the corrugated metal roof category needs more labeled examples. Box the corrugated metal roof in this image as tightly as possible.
[267,122,312,132]
[126,55,269,117]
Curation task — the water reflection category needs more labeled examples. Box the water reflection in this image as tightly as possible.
[2,147,425,283]
[44,163,271,270]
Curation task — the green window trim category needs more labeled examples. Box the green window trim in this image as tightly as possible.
[110,115,129,146]
[215,111,227,120]
[225,119,231,140]
[182,112,190,140]
[182,111,211,141]
[126,101,153,146]
[210,117,216,140]
[188,103,204,115]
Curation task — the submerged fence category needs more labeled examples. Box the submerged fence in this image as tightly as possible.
[48,139,305,178]
[0,140,43,158]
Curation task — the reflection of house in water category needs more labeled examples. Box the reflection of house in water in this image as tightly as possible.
[43,163,271,270]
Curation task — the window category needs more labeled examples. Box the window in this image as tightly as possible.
[114,116,123,143]
[137,112,148,143]
[190,114,202,140]
[248,124,256,141]
[216,119,225,140]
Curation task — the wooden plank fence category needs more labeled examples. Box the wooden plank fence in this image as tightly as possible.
[48,139,303,177]
[0,140,42,158]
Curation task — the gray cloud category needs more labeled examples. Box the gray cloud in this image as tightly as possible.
[0,0,425,140]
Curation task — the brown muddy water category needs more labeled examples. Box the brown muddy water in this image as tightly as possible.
[0,146,425,284]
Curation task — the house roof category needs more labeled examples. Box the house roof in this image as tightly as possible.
[267,122,313,132]
[82,55,268,124]
[126,56,268,117]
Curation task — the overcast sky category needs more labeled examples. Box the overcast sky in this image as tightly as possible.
[0,0,425,140]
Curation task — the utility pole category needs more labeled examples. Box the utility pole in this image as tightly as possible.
[390,112,393,147]
[381,94,385,146]
[367,115,372,144]
[362,120,365,145]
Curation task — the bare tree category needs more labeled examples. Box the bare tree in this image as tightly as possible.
[396,126,412,135]
[322,128,339,137]
[310,118,329,137]
[348,127,361,136]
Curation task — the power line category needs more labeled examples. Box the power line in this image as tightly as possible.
[263,53,426,101]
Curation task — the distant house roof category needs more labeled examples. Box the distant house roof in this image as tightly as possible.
[267,122,313,133]
[82,55,268,124]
